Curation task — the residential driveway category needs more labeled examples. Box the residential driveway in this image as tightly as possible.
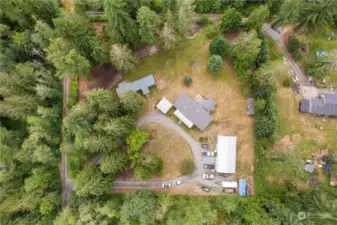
[262,23,310,86]
[114,111,224,188]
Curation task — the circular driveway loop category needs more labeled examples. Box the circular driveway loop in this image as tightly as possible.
[114,111,205,188]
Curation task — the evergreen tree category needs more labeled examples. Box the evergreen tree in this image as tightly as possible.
[137,6,160,45]
[104,0,139,46]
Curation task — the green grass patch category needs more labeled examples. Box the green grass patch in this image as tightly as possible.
[67,155,83,179]
[67,78,78,110]
[295,139,319,157]
[265,34,284,61]
[126,33,208,82]
[88,15,108,22]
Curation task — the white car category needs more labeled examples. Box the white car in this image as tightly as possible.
[162,183,171,188]
[173,180,182,185]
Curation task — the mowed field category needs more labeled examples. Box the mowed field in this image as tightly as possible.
[141,123,193,181]
[259,86,337,187]
[276,87,337,155]
[123,31,255,185]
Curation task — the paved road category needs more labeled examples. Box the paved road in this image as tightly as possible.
[86,11,221,21]
[262,23,310,85]
[61,77,73,208]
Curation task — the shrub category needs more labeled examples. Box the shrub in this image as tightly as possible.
[184,76,192,86]
[254,139,269,156]
[286,33,301,53]
[305,61,327,79]
[208,55,223,74]
[220,8,242,32]
[197,15,212,25]
[204,23,220,39]
[242,86,251,97]
[294,51,303,61]
[256,33,269,66]
[67,78,78,109]
[254,115,276,141]
[255,98,267,112]
[195,0,219,13]
[282,77,293,87]
[181,160,195,175]
[209,36,230,57]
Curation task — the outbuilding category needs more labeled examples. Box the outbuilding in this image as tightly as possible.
[215,135,237,174]
[156,97,173,114]
[221,181,238,189]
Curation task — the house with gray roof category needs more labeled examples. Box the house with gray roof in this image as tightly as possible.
[116,75,155,97]
[300,93,337,116]
[173,93,215,131]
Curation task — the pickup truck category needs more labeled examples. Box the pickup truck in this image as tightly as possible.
[202,173,215,180]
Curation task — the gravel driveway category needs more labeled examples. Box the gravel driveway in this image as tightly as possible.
[114,111,222,188]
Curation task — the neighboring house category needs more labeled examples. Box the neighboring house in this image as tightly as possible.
[215,135,236,174]
[173,93,215,131]
[116,75,155,97]
[300,93,337,116]
[247,98,255,116]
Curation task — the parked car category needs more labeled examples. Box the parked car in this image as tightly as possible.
[202,187,210,192]
[201,144,210,149]
[162,183,171,188]
[203,164,215,169]
[202,173,215,180]
[173,180,182,185]
[202,151,215,156]
[223,188,236,194]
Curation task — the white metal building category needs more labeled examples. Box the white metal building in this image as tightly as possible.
[215,135,236,174]
[156,97,173,114]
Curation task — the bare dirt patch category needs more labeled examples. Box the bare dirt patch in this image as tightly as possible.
[78,63,123,101]
[113,183,224,196]
[224,28,245,43]
[91,22,107,39]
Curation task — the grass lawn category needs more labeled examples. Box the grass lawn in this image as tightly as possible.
[260,86,337,188]
[298,30,337,86]
[140,123,193,181]
[125,30,255,184]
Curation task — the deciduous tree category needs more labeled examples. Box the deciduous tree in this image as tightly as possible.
[246,5,270,31]
[220,8,242,32]
[110,44,139,72]
[159,22,177,50]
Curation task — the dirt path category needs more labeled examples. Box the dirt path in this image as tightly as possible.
[61,77,73,208]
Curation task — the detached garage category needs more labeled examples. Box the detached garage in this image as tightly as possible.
[215,135,236,174]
